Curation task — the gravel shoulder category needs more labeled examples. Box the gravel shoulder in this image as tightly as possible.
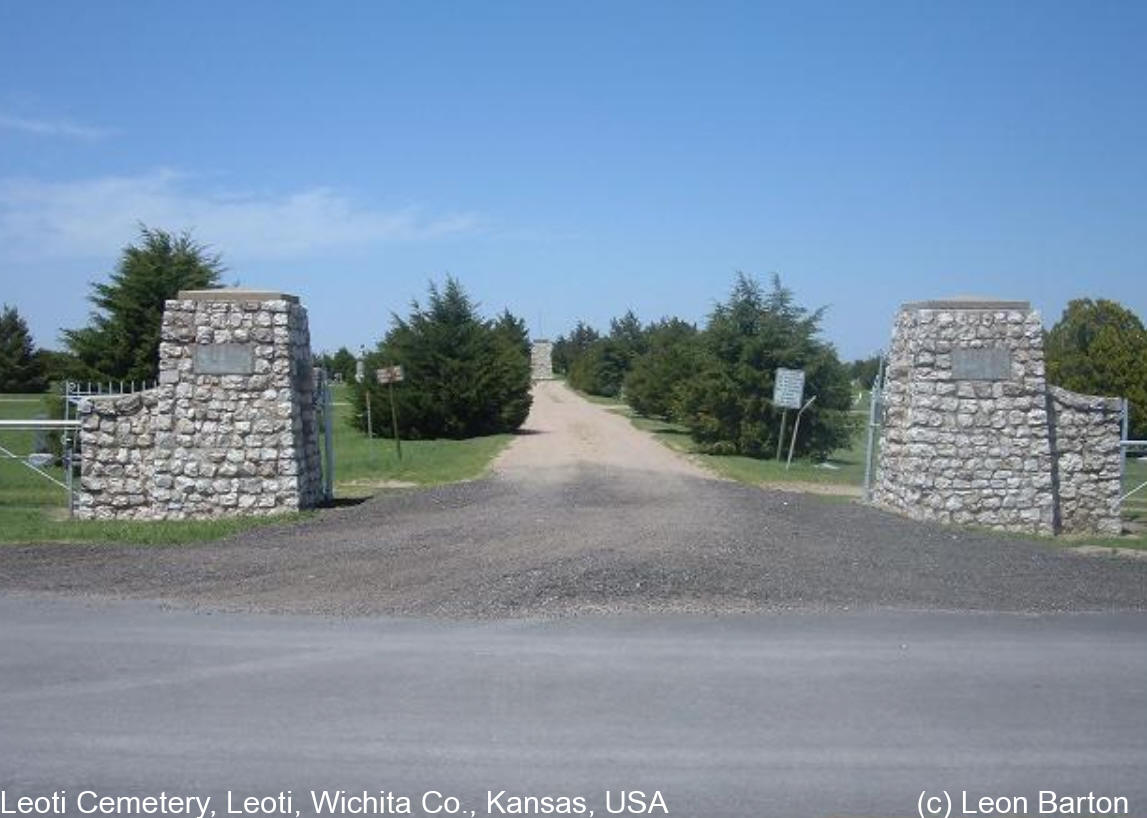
[1,381,1145,618]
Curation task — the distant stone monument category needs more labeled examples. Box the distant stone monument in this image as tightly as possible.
[531,340,554,381]
[874,298,1124,536]
[76,289,323,519]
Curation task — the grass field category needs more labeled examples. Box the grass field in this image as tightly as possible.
[0,385,513,543]
[0,394,66,509]
[1122,455,1147,532]
[328,384,512,496]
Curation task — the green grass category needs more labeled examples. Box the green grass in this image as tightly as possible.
[0,393,67,509]
[328,383,513,496]
[1111,455,1147,548]
[0,507,307,545]
[0,385,512,542]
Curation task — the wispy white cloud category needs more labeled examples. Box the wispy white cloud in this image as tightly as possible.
[0,113,113,140]
[0,169,483,260]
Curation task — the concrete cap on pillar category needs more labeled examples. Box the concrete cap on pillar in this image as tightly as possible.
[901,296,1031,311]
[177,288,299,304]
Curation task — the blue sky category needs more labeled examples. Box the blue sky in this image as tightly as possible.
[1,1,1144,360]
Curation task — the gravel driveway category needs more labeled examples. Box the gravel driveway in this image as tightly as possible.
[1,381,1144,617]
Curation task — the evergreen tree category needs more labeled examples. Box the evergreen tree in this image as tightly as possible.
[329,347,358,382]
[565,310,648,397]
[552,321,600,374]
[35,349,88,385]
[0,304,46,393]
[849,355,882,387]
[567,338,630,396]
[623,318,699,419]
[608,310,647,361]
[490,310,533,430]
[676,273,854,459]
[1046,298,1147,440]
[63,225,224,381]
[352,278,532,438]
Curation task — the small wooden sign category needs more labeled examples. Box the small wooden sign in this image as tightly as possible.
[376,365,405,384]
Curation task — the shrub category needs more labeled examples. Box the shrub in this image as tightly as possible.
[351,278,532,439]
[1045,298,1147,440]
[623,318,699,419]
[675,273,854,459]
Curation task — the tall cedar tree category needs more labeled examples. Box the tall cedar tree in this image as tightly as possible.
[329,347,358,383]
[352,278,532,438]
[623,318,699,419]
[64,226,223,382]
[1045,298,1147,440]
[566,310,647,397]
[0,304,46,393]
[676,273,854,459]
[551,321,600,374]
[315,347,358,383]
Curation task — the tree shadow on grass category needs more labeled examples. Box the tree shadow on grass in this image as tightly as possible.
[647,425,690,436]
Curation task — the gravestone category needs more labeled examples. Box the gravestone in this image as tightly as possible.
[76,289,323,519]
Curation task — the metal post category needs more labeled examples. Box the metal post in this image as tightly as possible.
[322,373,334,501]
[786,396,818,470]
[388,381,402,461]
[365,390,373,439]
[1121,398,1130,483]
[64,383,73,515]
[776,410,788,461]
[863,356,885,502]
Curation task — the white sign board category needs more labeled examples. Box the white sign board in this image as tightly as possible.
[773,368,805,409]
[355,359,364,382]
[376,365,405,385]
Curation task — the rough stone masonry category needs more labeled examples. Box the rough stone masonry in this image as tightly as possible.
[76,290,323,520]
[531,340,554,380]
[874,299,1124,536]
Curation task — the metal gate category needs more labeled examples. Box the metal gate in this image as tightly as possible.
[1120,400,1146,529]
[314,368,335,503]
[861,358,886,502]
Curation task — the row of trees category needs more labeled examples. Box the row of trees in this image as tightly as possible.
[1,222,1143,445]
[556,274,856,459]
[349,278,532,439]
[315,347,358,383]
[555,278,1147,457]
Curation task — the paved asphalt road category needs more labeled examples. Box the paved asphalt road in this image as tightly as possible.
[2,597,1145,818]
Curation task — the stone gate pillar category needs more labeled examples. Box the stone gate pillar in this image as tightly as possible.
[873,298,1123,536]
[531,340,554,380]
[77,289,323,519]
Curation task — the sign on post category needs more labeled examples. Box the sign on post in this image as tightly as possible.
[375,365,405,461]
[773,368,805,409]
[376,365,405,385]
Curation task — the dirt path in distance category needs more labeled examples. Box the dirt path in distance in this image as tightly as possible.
[493,380,710,479]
